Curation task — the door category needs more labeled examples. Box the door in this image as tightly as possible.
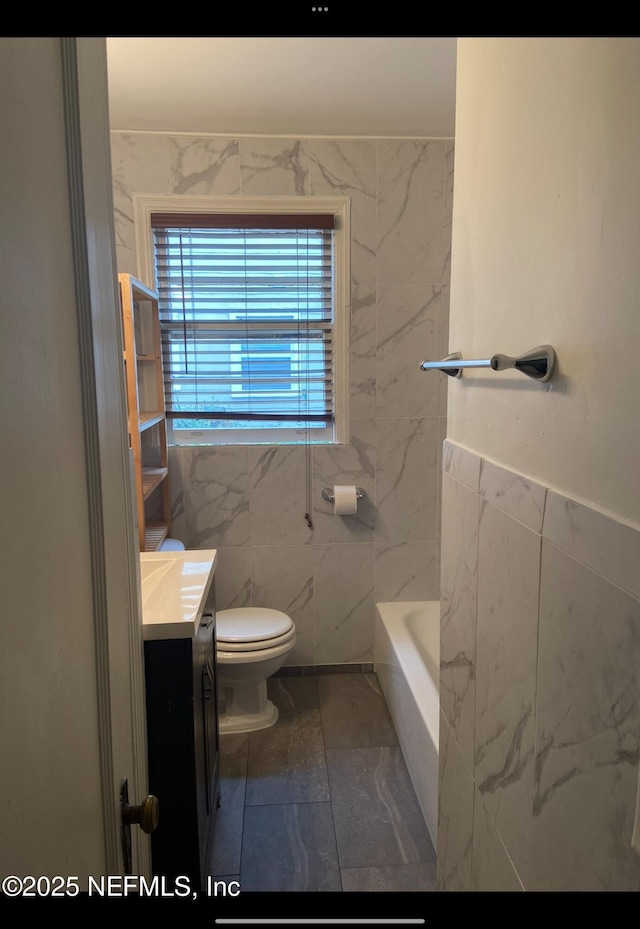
[0,37,149,883]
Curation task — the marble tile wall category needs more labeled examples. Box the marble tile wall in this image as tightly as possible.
[437,439,640,891]
[111,133,453,665]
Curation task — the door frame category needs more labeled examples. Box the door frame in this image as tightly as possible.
[63,36,150,876]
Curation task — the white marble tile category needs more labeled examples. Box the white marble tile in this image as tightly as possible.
[183,446,250,548]
[543,490,640,601]
[375,285,442,419]
[530,541,640,891]
[479,458,547,532]
[109,129,455,682]
[110,131,173,194]
[250,545,314,666]
[375,418,439,542]
[439,473,478,773]
[110,132,172,275]
[374,541,438,602]
[349,619,376,665]
[378,140,446,285]
[475,500,541,883]
[313,543,374,664]
[239,139,309,195]
[213,546,252,612]
[471,790,524,891]
[311,419,375,544]
[310,140,376,285]
[169,136,240,195]
[436,712,474,891]
[349,285,376,421]
[442,439,481,492]
[248,446,312,546]
[166,445,187,543]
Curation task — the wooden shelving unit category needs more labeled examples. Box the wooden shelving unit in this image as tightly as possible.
[119,273,171,551]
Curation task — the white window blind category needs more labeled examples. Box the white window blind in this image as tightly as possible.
[151,212,335,436]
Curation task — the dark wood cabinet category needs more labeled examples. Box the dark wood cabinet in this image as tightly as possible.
[143,591,220,890]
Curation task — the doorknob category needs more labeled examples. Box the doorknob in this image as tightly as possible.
[123,794,159,834]
[120,777,159,874]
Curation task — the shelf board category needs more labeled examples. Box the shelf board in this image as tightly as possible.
[142,467,169,501]
[139,411,165,431]
[144,522,170,552]
[129,278,159,302]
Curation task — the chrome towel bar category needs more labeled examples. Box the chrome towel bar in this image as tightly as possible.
[419,345,555,382]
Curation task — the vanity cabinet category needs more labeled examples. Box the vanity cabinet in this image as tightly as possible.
[118,273,171,551]
[143,586,220,889]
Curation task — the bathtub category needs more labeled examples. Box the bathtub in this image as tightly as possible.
[373,601,440,850]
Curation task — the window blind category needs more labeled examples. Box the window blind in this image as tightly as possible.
[151,213,335,430]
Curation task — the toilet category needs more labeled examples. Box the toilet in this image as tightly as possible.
[215,607,296,734]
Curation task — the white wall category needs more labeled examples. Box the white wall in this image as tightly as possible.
[448,37,640,527]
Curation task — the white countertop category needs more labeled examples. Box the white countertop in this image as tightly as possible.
[139,549,217,641]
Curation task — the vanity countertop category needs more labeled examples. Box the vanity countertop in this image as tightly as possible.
[139,549,217,641]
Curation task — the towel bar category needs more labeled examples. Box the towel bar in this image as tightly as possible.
[419,345,555,382]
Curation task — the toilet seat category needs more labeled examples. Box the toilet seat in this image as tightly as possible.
[216,636,296,665]
[216,607,294,650]
[217,627,296,654]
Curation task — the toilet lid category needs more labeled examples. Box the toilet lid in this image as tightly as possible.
[216,607,294,644]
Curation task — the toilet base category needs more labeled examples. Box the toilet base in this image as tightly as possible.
[218,678,280,734]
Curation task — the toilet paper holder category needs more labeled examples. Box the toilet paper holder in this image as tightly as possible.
[321,487,366,503]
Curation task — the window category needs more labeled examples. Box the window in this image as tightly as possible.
[137,197,349,446]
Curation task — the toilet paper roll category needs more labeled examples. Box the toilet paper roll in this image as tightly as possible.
[333,485,358,516]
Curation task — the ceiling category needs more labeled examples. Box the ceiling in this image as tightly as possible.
[106,37,457,139]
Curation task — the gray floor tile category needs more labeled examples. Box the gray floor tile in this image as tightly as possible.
[208,733,249,876]
[220,731,251,757]
[245,708,330,805]
[206,672,438,893]
[318,672,398,749]
[240,802,342,891]
[327,746,434,869]
[208,875,241,894]
[341,862,437,892]
[268,675,319,714]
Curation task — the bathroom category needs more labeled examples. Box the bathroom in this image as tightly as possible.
[109,34,451,893]
[3,36,640,904]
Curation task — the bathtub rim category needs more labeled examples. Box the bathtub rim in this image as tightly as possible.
[374,599,440,849]
[374,599,440,756]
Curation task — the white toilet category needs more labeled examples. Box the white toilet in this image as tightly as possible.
[215,607,296,734]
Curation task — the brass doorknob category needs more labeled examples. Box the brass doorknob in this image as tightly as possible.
[122,795,159,834]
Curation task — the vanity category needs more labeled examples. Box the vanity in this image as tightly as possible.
[139,549,220,890]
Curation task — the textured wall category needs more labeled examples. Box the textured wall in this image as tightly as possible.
[111,133,453,664]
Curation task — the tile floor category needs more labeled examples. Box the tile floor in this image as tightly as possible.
[207,671,437,893]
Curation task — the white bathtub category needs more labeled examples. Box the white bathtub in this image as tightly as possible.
[373,601,440,850]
